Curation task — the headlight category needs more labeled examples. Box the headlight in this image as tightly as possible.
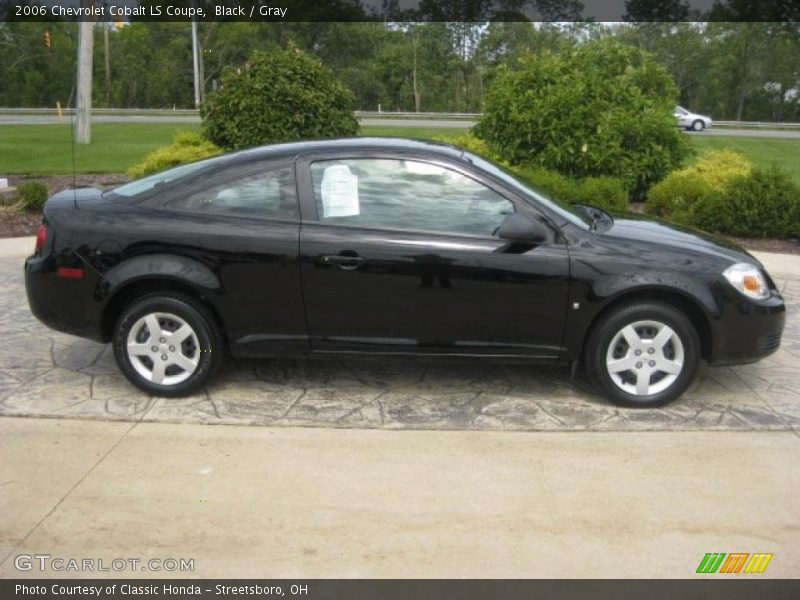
[723,263,769,300]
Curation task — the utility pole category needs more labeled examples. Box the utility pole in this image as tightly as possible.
[104,24,111,107]
[192,20,201,108]
[76,10,94,144]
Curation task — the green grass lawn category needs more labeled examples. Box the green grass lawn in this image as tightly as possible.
[0,123,457,176]
[689,136,800,184]
[2,122,798,186]
[0,123,201,175]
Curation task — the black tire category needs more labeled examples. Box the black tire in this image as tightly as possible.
[584,302,701,408]
[691,119,704,131]
[113,293,223,397]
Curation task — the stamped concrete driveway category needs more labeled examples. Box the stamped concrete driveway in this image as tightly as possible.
[0,238,798,433]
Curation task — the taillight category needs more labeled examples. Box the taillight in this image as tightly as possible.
[35,224,48,252]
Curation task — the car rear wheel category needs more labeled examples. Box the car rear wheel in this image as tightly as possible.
[585,302,701,408]
[691,119,705,131]
[113,293,223,397]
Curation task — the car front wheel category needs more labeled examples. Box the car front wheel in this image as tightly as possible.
[113,293,223,397]
[691,119,705,131]
[585,302,701,408]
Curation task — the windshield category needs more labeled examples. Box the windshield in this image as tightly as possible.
[109,157,218,198]
[461,151,590,229]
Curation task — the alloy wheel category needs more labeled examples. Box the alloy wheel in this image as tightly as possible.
[605,320,685,397]
[126,312,200,385]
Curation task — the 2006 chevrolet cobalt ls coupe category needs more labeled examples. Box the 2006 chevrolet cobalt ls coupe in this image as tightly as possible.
[25,138,785,407]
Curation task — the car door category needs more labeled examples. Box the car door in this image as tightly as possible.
[674,106,690,128]
[296,151,571,359]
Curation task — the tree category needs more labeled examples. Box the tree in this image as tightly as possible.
[0,22,78,107]
[103,23,193,109]
[614,23,710,111]
[200,45,359,149]
[707,22,771,121]
[475,38,691,198]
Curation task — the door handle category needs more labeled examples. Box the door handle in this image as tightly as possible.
[320,254,366,270]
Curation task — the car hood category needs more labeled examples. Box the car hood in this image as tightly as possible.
[598,213,755,265]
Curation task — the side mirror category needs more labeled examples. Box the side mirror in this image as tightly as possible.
[497,213,549,244]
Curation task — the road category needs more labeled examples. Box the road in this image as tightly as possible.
[1,113,799,138]
[683,128,800,139]
[0,115,203,125]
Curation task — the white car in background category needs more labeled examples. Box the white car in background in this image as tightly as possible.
[674,106,713,131]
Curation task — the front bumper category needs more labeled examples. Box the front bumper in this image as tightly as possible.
[708,289,786,366]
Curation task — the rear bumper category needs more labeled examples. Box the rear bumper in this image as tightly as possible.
[25,254,105,342]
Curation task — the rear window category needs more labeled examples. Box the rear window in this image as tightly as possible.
[109,156,223,199]
[164,167,297,219]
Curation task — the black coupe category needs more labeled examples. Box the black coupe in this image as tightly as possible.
[25,138,785,407]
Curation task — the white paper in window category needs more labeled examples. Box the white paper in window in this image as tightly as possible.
[320,164,359,217]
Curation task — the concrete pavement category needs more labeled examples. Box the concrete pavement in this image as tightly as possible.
[2,238,799,433]
[1,236,798,579]
[1,416,798,579]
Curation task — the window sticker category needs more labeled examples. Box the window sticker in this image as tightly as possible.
[321,164,359,217]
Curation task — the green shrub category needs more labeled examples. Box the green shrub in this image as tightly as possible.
[683,149,752,191]
[646,148,800,238]
[645,173,713,224]
[17,181,48,211]
[440,134,629,212]
[574,176,629,212]
[512,166,629,212]
[439,133,504,163]
[474,38,691,199]
[128,131,221,178]
[510,164,579,200]
[201,45,359,150]
[693,167,800,238]
[646,150,751,222]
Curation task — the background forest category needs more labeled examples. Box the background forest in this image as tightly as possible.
[1,21,799,122]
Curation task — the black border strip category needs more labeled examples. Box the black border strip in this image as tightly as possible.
[2,0,799,23]
[3,579,800,600]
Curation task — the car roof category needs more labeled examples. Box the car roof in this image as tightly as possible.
[213,136,467,166]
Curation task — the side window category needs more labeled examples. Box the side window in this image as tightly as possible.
[309,158,514,237]
[166,167,297,219]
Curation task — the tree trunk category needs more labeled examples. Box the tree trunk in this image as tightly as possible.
[412,35,421,113]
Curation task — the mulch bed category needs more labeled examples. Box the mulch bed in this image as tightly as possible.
[724,236,800,255]
[0,210,42,238]
[7,173,130,196]
[0,173,129,238]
